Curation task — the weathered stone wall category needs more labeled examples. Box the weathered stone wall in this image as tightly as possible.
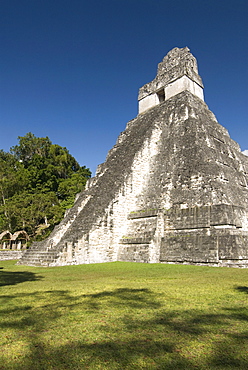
[0,250,23,260]
[160,204,248,266]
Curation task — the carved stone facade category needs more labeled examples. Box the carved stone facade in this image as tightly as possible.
[138,47,204,113]
[0,230,29,250]
[18,47,248,267]
[0,230,29,260]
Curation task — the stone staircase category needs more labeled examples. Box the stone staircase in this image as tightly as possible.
[17,242,61,266]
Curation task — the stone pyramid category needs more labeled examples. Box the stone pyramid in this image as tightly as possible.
[19,47,248,267]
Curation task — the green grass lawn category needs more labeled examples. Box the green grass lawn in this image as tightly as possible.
[0,260,248,369]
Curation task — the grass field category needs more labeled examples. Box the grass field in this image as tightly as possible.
[0,260,248,369]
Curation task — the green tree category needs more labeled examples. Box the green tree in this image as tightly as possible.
[0,150,28,230]
[11,132,51,164]
[0,133,91,239]
[6,191,62,236]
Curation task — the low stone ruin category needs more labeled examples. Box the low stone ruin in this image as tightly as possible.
[0,230,29,260]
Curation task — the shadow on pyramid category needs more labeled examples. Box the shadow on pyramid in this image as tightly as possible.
[18,47,248,267]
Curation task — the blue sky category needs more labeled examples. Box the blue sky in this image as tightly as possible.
[1,0,247,175]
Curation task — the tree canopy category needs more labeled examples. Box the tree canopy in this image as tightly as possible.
[0,133,91,240]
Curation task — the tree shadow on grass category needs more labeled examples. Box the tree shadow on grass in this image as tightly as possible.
[235,286,248,294]
[0,269,43,287]
[0,287,248,369]
[82,287,162,310]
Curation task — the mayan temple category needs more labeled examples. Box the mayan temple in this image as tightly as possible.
[19,47,248,267]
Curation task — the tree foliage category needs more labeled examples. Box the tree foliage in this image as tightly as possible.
[0,133,91,239]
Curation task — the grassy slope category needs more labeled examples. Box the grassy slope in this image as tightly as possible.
[0,260,248,369]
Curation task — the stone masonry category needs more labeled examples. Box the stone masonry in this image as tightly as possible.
[18,47,248,267]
